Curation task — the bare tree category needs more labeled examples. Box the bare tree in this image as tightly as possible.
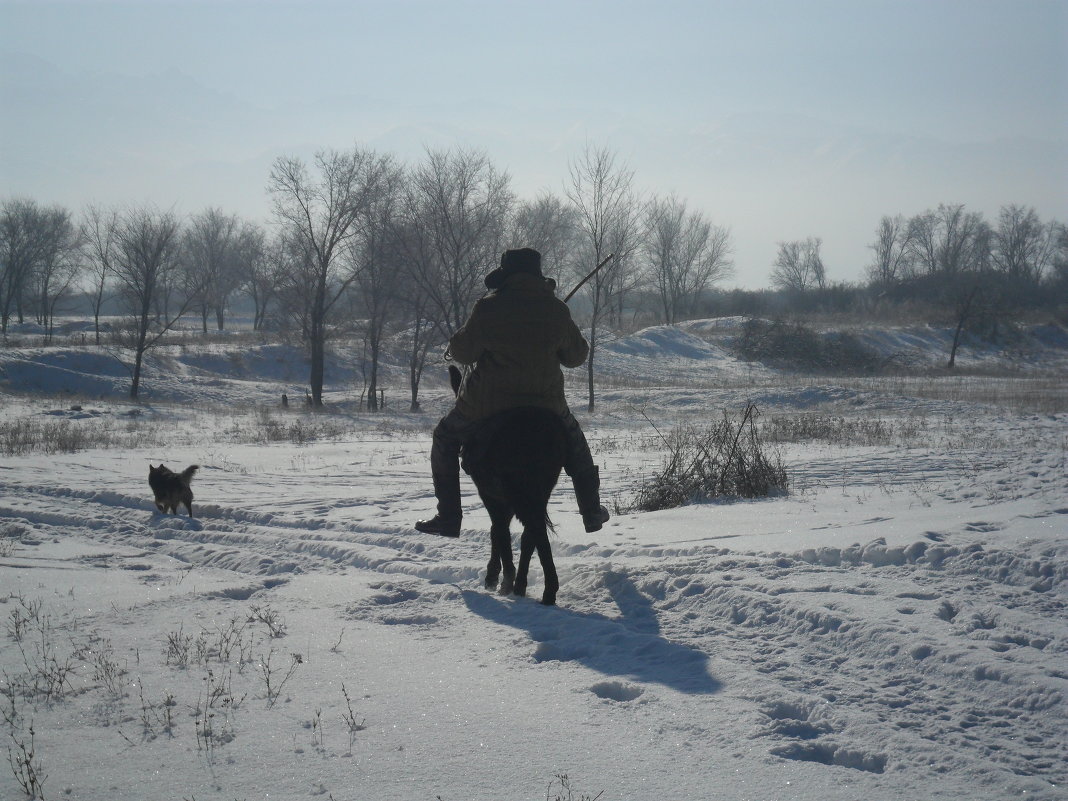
[866,214,914,287]
[907,204,987,276]
[643,194,734,324]
[402,147,513,337]
[271,227,317,338]
[992,204,1056,282]
[112,206,189,398]
[81,205,120,343]
[771,237,825,292]
[183,208,245,332]
[1,198,70,335]
[906,210,939,276]
[228,221,268,330]
[1049,223,1068,296]
[401,284,439,413]
[390,217,447,411]
[268,146,387,406]
[565,143,639,411]
[947,283,979,369]
[604,204,646,330]
[509,191,579,287]
[349,155,405,411]
[28,207,81,341]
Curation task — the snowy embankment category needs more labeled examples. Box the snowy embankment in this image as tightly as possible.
[1,320,1066,800]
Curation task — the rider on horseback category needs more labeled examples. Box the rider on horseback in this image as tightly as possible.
[415,247,610,538]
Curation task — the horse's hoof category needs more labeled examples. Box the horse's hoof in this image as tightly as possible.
[513,585,527,598]
[485,576,499,590]
[541,594,557,606]
[499,578,514,595]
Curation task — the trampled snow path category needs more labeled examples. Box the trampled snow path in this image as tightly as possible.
[2,402,1066,800]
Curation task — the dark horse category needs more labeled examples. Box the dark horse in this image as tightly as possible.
[449,366,567,605]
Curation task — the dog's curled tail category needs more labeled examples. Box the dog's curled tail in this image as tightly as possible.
[182,465,200,482]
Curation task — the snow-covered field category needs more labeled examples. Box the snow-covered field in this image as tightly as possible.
[1,321,1066,800]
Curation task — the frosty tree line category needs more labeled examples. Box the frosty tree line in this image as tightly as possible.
[2,143,1066,406]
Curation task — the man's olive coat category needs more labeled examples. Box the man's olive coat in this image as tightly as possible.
[448,272,588,421]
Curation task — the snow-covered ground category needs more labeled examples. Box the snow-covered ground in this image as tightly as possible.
[1,321,1066,800]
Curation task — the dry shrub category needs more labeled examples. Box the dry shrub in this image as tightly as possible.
[631,405,788,512]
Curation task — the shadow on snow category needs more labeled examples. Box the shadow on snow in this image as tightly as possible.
[461,569,721,695]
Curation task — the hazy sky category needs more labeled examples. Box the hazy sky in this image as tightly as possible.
[2,0,1066,288]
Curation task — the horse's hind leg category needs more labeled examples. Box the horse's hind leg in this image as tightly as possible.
[495,525,516,595]
[483,498,515,593]
[514,529,536,598]
[486,522,513,591]
[485,534,501,590]
[533,528,559,606]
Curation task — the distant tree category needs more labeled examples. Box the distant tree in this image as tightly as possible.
[1049,223,1068,300]
[1,198,72,335]
[390,216,446,412]
[906,210,938,277]
[183,208,245,332]
[397,253,441,412]
[866,214,914,288]
[111,206,190,398]
[565,143,640,411]
[992,204,1057,282]
[228,221,268,330]
[946,281,980,368]
[604,199,646,330]
[271,228,317,338]
[349,155,405,411]
[243,228,289,332]
[81,205,120,344]
[771,237,825,292]
[907,204,987,276]
[402,147,513,337]
[643,194,734,324]
[27,207,81,341]
[508,191,578,287]
[268,146,387,406]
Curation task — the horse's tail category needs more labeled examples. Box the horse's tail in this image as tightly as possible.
[503,468,557,534]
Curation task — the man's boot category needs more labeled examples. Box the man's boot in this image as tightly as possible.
[571,466,610,533]
[415,472,462,537]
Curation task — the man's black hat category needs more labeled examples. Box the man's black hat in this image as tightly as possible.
[485,247,543,289]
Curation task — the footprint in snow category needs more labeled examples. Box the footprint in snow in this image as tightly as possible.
[770,742,887,774]
[759,699,832,741]
[588,680,645,703]
[346,580,444,628]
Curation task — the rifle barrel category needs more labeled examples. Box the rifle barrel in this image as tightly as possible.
[564,253,615,302]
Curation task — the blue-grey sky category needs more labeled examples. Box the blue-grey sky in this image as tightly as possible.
[2,0,1066,288]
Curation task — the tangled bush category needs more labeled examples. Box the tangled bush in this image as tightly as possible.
[732,318,884,373]
[631,405,788,512]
